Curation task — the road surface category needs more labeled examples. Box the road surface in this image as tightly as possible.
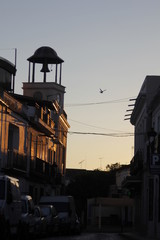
[39,232,132,240]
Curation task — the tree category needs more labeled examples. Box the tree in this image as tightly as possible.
[106,162,121,172]
[66,169,116,198]
[65,169,116,228]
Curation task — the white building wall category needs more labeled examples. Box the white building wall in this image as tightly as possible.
[131,76,160,238]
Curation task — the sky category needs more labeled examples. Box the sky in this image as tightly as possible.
[1,0,160,170]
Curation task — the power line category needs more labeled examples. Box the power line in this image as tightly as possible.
[65,97,136,107]
[68,118,129,133]
[0,48,16,50]
[68,131,134,137]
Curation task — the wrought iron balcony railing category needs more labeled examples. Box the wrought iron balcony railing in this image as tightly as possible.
[30,157,58,182]
[7,149,27,171]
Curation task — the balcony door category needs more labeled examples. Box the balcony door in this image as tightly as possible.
[8,124,19,167]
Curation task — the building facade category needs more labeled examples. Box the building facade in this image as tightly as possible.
[0,46,70,203]
[123,76,160,238]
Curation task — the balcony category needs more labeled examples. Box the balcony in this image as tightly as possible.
[130,150,143,176]
[122,150,143,192]
[30,157,57,183]
[35,157,45,174]
[33,107,55,136]
[7,149,27,172]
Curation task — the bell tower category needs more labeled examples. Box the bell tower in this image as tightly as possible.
[23,46,65,108]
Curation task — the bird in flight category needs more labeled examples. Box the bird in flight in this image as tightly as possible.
[99,88,106,93]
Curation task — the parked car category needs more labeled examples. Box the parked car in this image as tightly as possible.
[39,204,59,236]
[0,175,21,239]
[39,195,79,234]
[21,195,36,237]
[34,205,47,237]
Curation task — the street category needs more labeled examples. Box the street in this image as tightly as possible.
[37,232,131,240]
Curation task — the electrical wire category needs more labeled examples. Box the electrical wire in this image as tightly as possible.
[65,97,136,107]
[68,118,129,133]
[68,131,134,137]
[0,48,15,50]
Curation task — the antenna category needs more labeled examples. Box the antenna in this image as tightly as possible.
[14,48,17,67]
[79,160,85,168]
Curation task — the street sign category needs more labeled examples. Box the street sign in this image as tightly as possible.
[150,154,160,168]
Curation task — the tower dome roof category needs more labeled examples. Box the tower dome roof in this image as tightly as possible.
[0,57,16,75]
[27,46,64,64]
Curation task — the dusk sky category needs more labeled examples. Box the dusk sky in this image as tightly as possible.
[1,1,160,170]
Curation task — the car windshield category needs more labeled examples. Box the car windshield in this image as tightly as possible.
[52,202,69,213]
[21,199,27,213]
[0,180,5,200]
[41,206,51,217]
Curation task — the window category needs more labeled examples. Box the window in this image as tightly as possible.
[11,181,20,201]
[52,202,69,213]
[8,124,19,150]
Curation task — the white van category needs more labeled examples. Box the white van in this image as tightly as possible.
[0,175,21,239]
[39,195,79,233]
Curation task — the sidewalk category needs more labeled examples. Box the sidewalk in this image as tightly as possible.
[119,232,155,240]
[86,225,155,239]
